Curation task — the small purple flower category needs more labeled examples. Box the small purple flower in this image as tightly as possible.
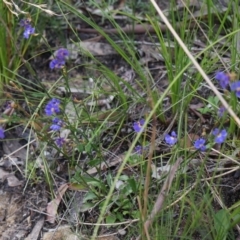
[23,25,35,39]
[50,124,61,131]
[165,131,177,146]
[218,106,226,117]
[55,137,65,147]
[212,128,227,144]
[133,119,145,133]
[50,48,69,69]
[215,71,230,89]
[0,127,5,139]
[134,145,143,154]
[50,117,64,131]
[20,19,35,39]
[52,117,63,125]
[19,19,31,27]
[55,48,69,60]
[45,98,61,116]
[230,81,240,98]
[194,138,206,151]
[49,58,65,69]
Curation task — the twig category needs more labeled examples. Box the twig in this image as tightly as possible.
[137,157,182,240]
[79,22,197,35]
[142,96,157,239]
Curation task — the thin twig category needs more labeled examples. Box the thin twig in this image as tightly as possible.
[142,96,157,239]
[136,157,183,240]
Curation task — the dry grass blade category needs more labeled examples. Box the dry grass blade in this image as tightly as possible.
[137,157,183,240]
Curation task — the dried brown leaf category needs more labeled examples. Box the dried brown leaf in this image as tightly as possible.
[67,42,116,58]
[46,183,69,223]
[7,175,22,187]
[0,168,10,180]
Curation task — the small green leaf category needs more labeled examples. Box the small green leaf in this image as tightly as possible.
[127,178,137,192]
[116,212,123,221]
[230,203,240,227]
[80,202,96,212]
[106,173,113,187]
[122,210,129,215]
[106,214,116,224]
[77,144,85,152]
[208,96,219,106]
[119,175,129,181]
[214,209,230,240]
[198,107,210,114]
[122,185,133,195]
[83,191,97,202]
[85,143,92,153]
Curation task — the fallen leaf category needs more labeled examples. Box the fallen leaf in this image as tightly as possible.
[151,164,171,179]
[67,42,116,58]
[189,102,204,110]
[0,168,10,180]
[42,225,74,240]
[139,45,164,65]
[46,183,69,223]
[87,153,124,174]
[25,217,45,240]
[64,102,79,124]
[151,163,188,179]
[7,175,22,187]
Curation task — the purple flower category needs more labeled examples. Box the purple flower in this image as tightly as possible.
[133,119,145,133]
[50,48,69,69]
[218,106,226,117]
[215,71,230,89]
[165,131,177,146]
[19,19,31,27]
[45,98,61,116]
[194,138,206,151]
[20,19,35,39]
[52,117,63,125]
[49,58,65,69]
[50,124,61,131]
[212,128,227,144]
[55,48,69,60]
[0,127,5,139]
[55,137,65,147]
[23,25,35,39]
[230,81,240,98]
[50,117,64,131]
[134,145,143,154]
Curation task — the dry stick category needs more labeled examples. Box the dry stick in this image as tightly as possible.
[79,8,229,36]
[149,0,240,127]
[136,157,183,240]
[79,22,197,35]
[137,196,144,222]
[142,98,157,239]
[137,196,150,240]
